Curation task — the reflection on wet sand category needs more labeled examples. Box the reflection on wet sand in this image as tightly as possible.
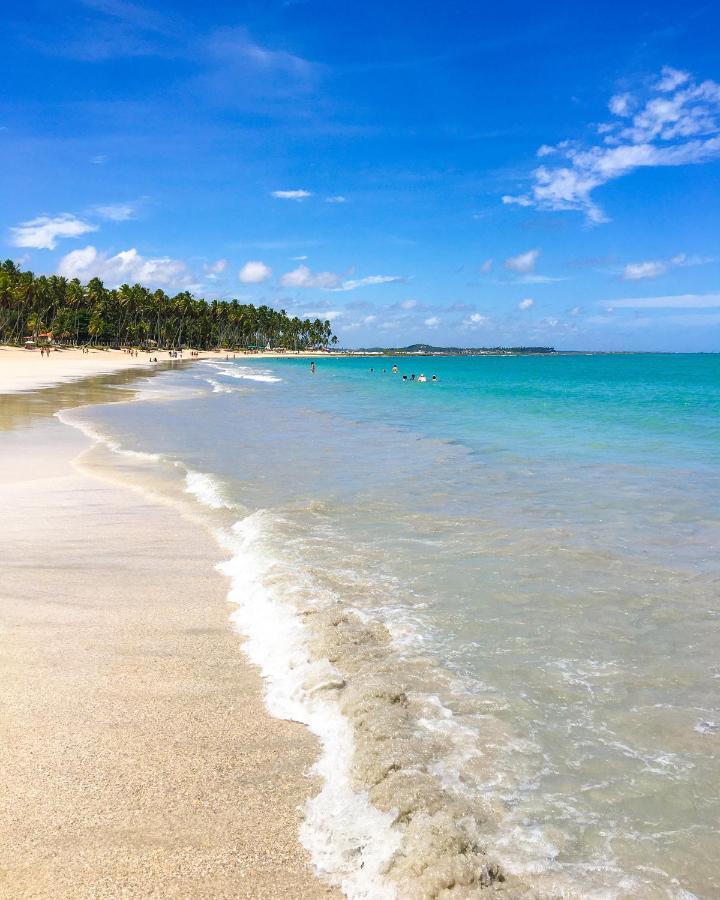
[0,363,177,431]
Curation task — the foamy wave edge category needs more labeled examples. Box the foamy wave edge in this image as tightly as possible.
[207,362,282,383]
[217,514,401,899]
[54,409,401,897]
[56,409,234,513]
[54,409,525,899]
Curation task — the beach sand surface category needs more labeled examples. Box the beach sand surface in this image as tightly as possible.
[0,417,338,899]
[0,345,351,396]
[0,346,224,395]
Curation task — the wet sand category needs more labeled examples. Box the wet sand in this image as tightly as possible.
[0,406,338,896]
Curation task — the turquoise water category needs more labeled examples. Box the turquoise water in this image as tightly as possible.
[68,353,720,899]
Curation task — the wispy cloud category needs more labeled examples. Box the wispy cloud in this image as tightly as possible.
[92,202,137,221]
[58,245,198,290]
[480,258,493,273]
[518,298,534,310]
[10,214,97,250]
[34,0,175,60]
[206,27,315,88]
[271,189,312,200]
[325,195,347,203]
[514,273,566,284]
[335,274,403,291]
[280,264,340,288]
[621,252,714,280]
[204,258,227,278]
[622,259,673,280]
[300,309,344,321]
[607,293,720,309]
[503,67,720,223]
[424,316,440,327]
[505,248,539,273]
[239,260,272,283]
[463,312,489,327]
[280,264,402,291]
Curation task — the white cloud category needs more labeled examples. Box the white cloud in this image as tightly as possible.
[401,299,417,309]
[424,316,440,327]
[325,195,347,203]
[336,275,402,291]
[280,265,402,291]
[505,248,539,273]
[621,252,712,280]
[515,274,566,284]
[480,258,493,273]
[609,93,632,116]
[622,259,669,280]
[656,66,690,93]
[502,194,533,207]
[271,189,312,200]
[537,144,556,157]
[503,67,720,223]
[291,254,308,260]
[363,315,377,324]
[570,306,581,316]
[606,293,720,309]
[91,155,107,165]
[301,309,344,320]
[281,264,340,289]
[518,298,534,310]
[204,258,228,277]
[239,260,272,283]
[463,312,489,327]
[10,213,97,250]
[57,245,198,290]
[93,203,136,221]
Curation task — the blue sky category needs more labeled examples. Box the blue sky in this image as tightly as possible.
[2,0,720,350]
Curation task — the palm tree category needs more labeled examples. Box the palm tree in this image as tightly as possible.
[0,263,337,351]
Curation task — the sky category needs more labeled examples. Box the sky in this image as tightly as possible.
[2,0,720,351]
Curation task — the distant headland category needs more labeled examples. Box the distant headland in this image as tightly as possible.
[353,343,555,356]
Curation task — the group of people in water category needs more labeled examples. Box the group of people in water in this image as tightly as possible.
[308,360,437,381]
[370,364,437,382]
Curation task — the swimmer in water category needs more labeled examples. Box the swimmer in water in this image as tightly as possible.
[310,361,316,374]
[432,374,438,381]
[418,373,427,382]
[392,364,398,374]
[411,373,416,381]
[402,374,408,381]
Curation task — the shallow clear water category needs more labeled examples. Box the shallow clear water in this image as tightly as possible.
[67,354,720,899]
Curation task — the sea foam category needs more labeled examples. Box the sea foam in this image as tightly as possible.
[217,513,401,899]
[184,470,233,509]
[209,363,282,384]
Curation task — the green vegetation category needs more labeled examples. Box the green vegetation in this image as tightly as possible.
[0,260,337,350]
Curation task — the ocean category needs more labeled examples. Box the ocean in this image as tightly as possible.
[59,353,720,899]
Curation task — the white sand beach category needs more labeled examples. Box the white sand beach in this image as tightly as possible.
[0,345,223,394]
[0,345,349,396]
[0,379,338,897]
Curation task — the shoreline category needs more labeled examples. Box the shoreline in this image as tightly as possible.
[0,372,338,898]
